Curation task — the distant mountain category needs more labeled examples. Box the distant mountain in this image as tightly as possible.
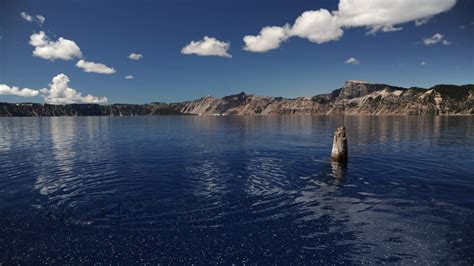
[1,81,473,116]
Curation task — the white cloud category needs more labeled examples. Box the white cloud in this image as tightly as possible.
[21,12,34,22]
[76,59,116,74]
[0,84,39,97]
[29,31,82,61]
[181,36,231,58]
[420,61,427,66]
[335,0,456,32]
[345,57,360,64]
[40,74,108,104]
[290,9,343,44]
[20,12,45,26]
[243,25,290,52]
[242,0,457,52]
[36,15,45,25]
[125,75,134,79]
[423,33,450,45]
[128,53,143,60]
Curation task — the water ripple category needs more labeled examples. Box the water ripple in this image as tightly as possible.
[0,116,473,264]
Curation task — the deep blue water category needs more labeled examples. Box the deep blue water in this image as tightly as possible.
[0,116,473,264]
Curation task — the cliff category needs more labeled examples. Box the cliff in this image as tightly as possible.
[1,81,473,116]
[172,81,474,115]
[0,103,182,117]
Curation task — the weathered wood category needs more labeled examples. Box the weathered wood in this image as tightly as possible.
[331,126,348,162]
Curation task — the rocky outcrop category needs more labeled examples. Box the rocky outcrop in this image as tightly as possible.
[1,81,472,116]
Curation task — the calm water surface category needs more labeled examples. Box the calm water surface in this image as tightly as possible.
[0,116,473,264]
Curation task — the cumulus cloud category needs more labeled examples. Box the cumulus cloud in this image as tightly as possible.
[243,9,344,52]
[243,25,290,52]
[125,75,134,79]
[128,53,143,60]
[0,84,39,97]
[40,74,108,104]
[243,0,457,52]
[76,59,116,74]
[335,0,456,33]
[29,31,82,61]
[181,36,231,58]
[420,61,427,66]
[423,33,450,45]
[21,12,45,26]
[290,9,343,44]
[345,57,360,64]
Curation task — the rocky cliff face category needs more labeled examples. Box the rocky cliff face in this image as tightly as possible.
[329,82,474,115]
[1,81,472,116]
[172,81,474,115]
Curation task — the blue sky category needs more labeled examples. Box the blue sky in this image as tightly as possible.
[1,0,473,104]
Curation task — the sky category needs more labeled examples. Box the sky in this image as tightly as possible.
[0,0,473,104]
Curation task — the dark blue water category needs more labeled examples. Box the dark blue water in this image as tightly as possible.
[0,116,473,264]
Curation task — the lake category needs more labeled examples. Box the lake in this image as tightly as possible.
[0,116,473,264]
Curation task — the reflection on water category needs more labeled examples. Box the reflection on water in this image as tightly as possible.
[36,118,77,196]
[330,161,347,182]
[0,124,12,152]
[0,116,473,264]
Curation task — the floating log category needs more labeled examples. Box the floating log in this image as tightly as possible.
[331,126,348,162]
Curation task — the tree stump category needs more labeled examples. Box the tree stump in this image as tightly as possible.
[331,126,348,163]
